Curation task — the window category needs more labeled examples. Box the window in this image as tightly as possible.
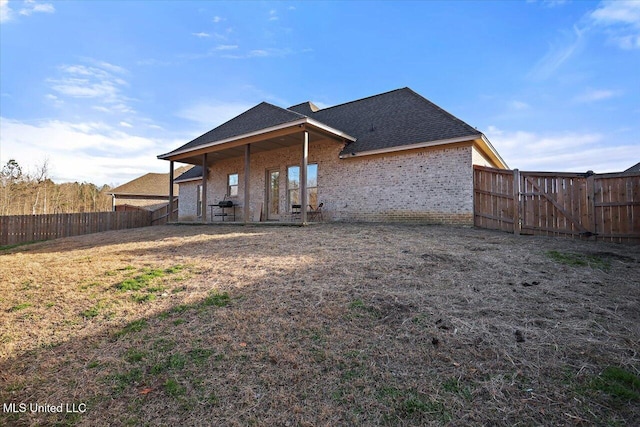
[227,173,238,197]
[287,164,318,208]
[196,184,203,217]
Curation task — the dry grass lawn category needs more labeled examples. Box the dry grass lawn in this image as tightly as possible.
[1,223,639,426]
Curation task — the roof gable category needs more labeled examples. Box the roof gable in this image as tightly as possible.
[288,101,319,115]
[165,102,306,156]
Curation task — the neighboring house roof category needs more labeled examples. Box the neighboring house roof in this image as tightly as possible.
[624,162,640,173]
[160,87,503,166]
[110,166,192,197]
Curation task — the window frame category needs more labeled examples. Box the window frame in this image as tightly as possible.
[287,163,318,209]
[227,173,239,197]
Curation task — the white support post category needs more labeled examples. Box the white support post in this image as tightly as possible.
[301,131,308,224]
[202,154,208,223]
[244,144,251,223]
[168,160,174,222]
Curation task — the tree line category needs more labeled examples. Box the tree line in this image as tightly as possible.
[0,159,113,215]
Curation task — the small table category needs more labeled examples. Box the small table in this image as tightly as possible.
[209,204,236,222]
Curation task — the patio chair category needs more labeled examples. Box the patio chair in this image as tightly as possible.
[287,204,301,222]
[308,202,324,222]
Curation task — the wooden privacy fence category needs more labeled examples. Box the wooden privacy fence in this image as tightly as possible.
[0,211,153,246]
[474,165,640,243]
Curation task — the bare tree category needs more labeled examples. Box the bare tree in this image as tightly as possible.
[0,159,23,215]
[0,158,113,215]
[30,158,50,214]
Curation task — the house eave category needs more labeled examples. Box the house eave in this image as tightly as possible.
[108,193,172,199]
[338,135,483,159]
[174,177,202,184]
[477,134,508,169]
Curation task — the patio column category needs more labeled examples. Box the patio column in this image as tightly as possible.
[201,154,208,223]
[244,144,251,223]
[300,130,308,223]
[168,160,174,222]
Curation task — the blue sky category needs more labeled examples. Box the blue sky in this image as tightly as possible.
[1,0,638,186]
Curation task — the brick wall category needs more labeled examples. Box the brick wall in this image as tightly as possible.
[177,182,199,222]
[324,144,475,224]
[178,140,490,225]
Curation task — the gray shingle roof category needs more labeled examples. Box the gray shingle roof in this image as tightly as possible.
[288,101,319,115]
[306,88,480,155]
[175,165,203,182]
[163,88,481,158]
[165,102,306,156]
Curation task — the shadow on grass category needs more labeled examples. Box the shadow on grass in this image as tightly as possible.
[0,224,259,256]
[1,223,639,426]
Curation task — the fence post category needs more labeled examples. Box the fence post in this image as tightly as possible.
[586,173,596,240]
[513,168,520,236]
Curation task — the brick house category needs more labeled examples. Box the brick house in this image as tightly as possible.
[109,165,191,211]
[158,88,507,224]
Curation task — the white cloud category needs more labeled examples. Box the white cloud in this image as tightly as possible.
[44,93,63,107]
[47,60,135,115]
[509,100,530,111]
[249,49,269,57]
[591,1,640,27]
[574,88,620,103]
[89,60,127,75]
[613,34,640,49]
[0,117,180,185]
[212,15,224,23]
[192,32,211,38]
[589,1,640,49]
[175,101,254,128]
[215,44,238,50]
[486,125,638,172]
[50,78,118,98]
[19,1,53,15]
[528,25,586,80]
[2,0,54,22]
[0,0,11,22]
[119,121,133,128]
[269,9,278,21]
[221,47,294,59]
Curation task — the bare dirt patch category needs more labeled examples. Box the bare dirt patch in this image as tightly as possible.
[1,223,638,426]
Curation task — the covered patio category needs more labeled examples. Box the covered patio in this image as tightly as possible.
[158,106,354,224]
